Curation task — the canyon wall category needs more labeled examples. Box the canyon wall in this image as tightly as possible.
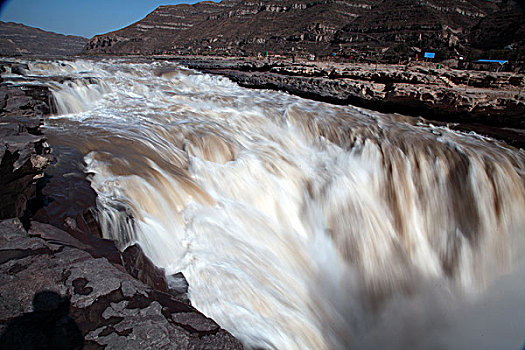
[83,0,524,61]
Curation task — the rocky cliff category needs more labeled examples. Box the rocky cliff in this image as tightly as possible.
[0,22,87,57]
[83,0,524,61]
[0,62,53,220]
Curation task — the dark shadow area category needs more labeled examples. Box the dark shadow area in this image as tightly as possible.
[20,174,54,231]
[29,141,99,233]
[0,290,83,349]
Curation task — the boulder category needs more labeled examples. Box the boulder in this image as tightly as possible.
[121,244,170,295]
[0,83,53,118]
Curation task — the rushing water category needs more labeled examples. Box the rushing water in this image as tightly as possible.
[11,59,525,349]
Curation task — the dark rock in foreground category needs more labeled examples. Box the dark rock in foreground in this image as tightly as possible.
[0,218,243,349]
[121,244,191,305]
[0,124,50,219]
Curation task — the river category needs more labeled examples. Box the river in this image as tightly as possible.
[7,58,525,349]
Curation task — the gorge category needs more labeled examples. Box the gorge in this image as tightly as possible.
[2,57,524,349]
[1,0,525,347]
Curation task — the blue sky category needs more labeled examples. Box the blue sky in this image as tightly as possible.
[0,0,216,38]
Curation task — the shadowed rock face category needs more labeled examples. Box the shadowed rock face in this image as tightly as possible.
[0,22,87,57]
[83,0,523,60]
[0,124,51,219]
[0,66,53,220]
[0,219,243,349]
[0,290,83,350]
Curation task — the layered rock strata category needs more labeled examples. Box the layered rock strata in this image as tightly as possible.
[83,0,524,61]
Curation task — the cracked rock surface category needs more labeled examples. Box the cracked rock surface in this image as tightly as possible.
[0,218,243,349]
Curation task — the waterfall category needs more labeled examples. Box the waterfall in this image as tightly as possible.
[25,59,525,349]
[49,77,111,115]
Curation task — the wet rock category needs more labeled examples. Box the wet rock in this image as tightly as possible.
[121,244,191,304]
[0,115,42,135]
[0,219,243,349]
[121,244,169,293]
[75,208,103,238]
[0,124,51,219]
[0,83,53,118]
[11,63,29,76]
[29,141,102,239]
[167,272,191,304]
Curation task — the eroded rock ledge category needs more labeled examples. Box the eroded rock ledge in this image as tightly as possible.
[173,57,525,146]
[0,63,53,220]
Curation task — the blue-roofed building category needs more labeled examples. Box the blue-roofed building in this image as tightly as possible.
[473,59,509,72]
[476,59,508,65]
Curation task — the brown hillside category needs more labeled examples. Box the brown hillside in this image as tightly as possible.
[83,0,523,61]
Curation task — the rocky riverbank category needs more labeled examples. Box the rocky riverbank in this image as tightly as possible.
[0,60,243,349]
[172,56,525,147]
[0,62,53,220]
[0,219,242,349]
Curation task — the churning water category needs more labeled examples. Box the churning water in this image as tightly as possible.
[16,59,525,349]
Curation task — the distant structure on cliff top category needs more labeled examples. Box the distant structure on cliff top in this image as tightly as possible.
[0,21,87,57]
[83,0,525,62]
